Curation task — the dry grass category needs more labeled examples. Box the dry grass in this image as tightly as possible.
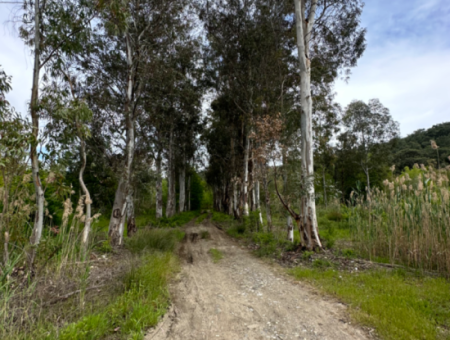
[349,165,450,275]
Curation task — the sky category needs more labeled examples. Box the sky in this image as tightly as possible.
[1,1,450,137]
[334,0,450,137]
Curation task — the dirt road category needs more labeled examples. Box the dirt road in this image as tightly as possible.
[145,220,369,340]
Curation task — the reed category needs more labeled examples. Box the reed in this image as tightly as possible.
[349,164,450,275]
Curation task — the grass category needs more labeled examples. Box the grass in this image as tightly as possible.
[209,248,223,263]
[1,223,186,340]
[58,251,178,340]
[289,267,450,340]
[196,213,208,223]
[125,228,185,254]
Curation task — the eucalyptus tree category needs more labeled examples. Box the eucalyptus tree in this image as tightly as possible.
[202,0,297,217]
[339,99,399,195]
[41,74,94,252]
[78,0,193,245]
[20,0,96,264]
[290,0,365,249]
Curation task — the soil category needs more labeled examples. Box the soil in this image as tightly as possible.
[145,219,371,340]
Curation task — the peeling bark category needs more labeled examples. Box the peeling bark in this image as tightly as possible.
[126,190,136,237]
[294,0,322,249]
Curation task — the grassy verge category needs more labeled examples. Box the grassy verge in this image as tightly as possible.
[214,208,450,340]
[208,248,223,263]
[58,251,178,340]
[2,226,184,340]
[289,267,450,340]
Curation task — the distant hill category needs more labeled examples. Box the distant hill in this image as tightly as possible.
[394,122,450,171]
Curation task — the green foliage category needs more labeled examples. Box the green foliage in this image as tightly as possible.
[341,248,357,258]
[288,268,450,340]
[209,248,223,263]
[302,251,314,260]
[196,213,208,224]
[190,172,204,211]
[312,259,333,269]
[393,122,450,171]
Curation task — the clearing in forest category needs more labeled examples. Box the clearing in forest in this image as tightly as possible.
[146,218,369,340]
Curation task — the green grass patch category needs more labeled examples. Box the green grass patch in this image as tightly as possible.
[125,229,185,254]
[59,252,178,340]
[288,268,450,340]
[196,213,208,224]
[209,248,223,263]
[211,211,235,224]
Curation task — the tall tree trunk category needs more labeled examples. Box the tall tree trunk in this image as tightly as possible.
[233,180,239,218]
[255,178,263,227]
[242,133,250,216]
[166,130,175,218]
[179,161,185,213]
[80,140,92,252]
[364,167,371,196]
[263,167,272,231]
[108,32,135,246]
[155,151,163,218]
[294,0,322,249]
[187,175,191,211]
[28,0,45,267]
[282,155,294,243]
[126,190,136,236]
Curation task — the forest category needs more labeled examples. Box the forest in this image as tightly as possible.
[1,0,450,339]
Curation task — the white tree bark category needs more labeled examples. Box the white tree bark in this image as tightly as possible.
[80,140,92,252]
[255,179,263,226]
[294,0,322,249]
[155,152,163,218]
[243,134,250,216]
[179,162,186,213]
[287,215,294,242]
[28,0,45,267]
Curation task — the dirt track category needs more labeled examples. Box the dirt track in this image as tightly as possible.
[145,219,369,340]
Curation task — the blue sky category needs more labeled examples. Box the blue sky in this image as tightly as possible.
[1,0,449,136]
[334,0,450,136]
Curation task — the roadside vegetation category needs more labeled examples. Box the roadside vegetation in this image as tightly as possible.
[214,164,450,340]
[0,211,196,340]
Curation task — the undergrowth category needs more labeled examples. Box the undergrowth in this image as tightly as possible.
[288,267,450,340]
[59,251,178,340]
